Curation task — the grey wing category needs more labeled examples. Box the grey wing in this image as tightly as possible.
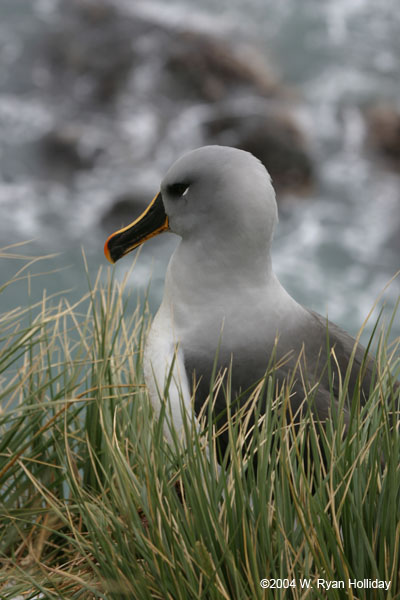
[187,308,386,425]
[306,310,375,404]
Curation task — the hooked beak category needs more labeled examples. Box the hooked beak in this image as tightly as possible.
[104,192,169,263]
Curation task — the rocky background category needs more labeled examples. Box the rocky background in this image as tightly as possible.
[0,0,399,338]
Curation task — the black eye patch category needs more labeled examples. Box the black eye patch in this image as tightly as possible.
[167,182,190,197]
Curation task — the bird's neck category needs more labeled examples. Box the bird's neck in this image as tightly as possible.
[169,236,273,292]
[161,236,295,330]
[160,236,305,347]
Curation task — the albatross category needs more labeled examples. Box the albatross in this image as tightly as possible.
[104,145,378,451]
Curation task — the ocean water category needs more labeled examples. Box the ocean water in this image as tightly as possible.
[0,0,399,343]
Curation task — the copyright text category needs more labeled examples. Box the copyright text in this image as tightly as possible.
[259,578,391,591]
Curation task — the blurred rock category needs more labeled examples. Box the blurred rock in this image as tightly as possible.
[204,109,313,194]
[38,0,314,195]
[44,1,279,106]
[365,104,400,168]
[45,0,137,103]
[163,32,279,102]
[40,123,102,171]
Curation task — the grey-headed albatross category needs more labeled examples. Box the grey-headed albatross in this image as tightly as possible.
[105,145,394,454]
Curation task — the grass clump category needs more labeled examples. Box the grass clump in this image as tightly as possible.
[0,253,399,599]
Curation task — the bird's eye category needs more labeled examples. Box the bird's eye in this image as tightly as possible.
[167,182,189,198]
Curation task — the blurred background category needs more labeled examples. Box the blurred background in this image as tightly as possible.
[0,0,399,342]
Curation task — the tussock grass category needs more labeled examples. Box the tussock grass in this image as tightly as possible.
[0,253,399,599]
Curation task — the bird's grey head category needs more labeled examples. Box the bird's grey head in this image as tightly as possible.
[104,145,278,263]
[161,145,278,244]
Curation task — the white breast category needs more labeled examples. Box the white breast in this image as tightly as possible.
[143,299,192,441]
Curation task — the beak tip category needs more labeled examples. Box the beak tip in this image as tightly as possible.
[104,237,115,264]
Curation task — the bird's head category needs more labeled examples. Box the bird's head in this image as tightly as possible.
[104,145,278,263]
